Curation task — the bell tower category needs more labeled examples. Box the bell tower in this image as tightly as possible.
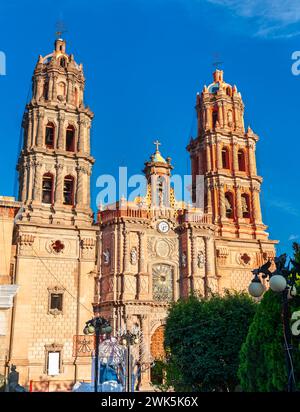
[17,37,94,226]
[188,69,268,240]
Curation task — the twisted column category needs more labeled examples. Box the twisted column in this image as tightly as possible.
[55,163,64,205]
[33,161,43,202]
[57,112,65,150]
[26,113,33,150]
[21,163,29,202]
[76,165,84,205]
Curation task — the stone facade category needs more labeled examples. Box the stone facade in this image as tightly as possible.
[0,40,276,391]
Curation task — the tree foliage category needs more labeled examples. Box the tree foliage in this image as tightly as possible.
[238,242,300,392]
[163,291,256,392]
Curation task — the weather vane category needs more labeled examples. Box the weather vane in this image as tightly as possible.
[212,52,223,70]
[153,140,161,152]
[55,20,67,39]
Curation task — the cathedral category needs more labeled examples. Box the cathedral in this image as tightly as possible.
[0,38,276,391]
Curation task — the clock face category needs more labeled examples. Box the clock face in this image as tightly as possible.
[157,221,169,234]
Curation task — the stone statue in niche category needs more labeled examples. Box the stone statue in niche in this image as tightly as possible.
[197,251,205,268]
[181,252,187,268]
[130,247,138,265]
[103,249,110,265]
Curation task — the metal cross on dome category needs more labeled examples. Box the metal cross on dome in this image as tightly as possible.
[153,140,161,152]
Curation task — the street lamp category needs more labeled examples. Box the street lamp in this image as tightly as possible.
[120,331,139,392]
[248,254,298,392]
[83,316,112,393]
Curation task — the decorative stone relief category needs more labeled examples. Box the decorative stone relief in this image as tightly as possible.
[130,247,138,265]
[216,247,229,266]
[45,239,71,255]
[181,252,187,268]
[197,251,205,268]
[147,237,178,260]
[236,252,252,266]
[103,249,110,265]
[18,234,35,255]
[80,238,96,259]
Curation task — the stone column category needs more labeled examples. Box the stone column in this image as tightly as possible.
[252,187,262,223]
[222,103,226,127]
[86,123,91,154]
[36,76,43,101]
[52,75,58,101]
[233,141,239,172]
[205,107,210,130]
[21,163,29,202]
[233,102,239,130]
[26,113,33,150]
[236,185,243,219]
[67,78,72,103]
[219,183,226,218]
[248,142,257,176]
[204,236,218,296]
[218,102,223,127]
[139,315,151,390]
[190,234,205,297]
[32,161,43,202]
[206,183,212,214]
[36,110,45,147]
[57,112,65,150]
[54,163,64,205]
[206,144,211,171]
[216,137,222,170]
[78,118,86,153]
[86,167,91,206]
[123,229,130,273]
[76,166,84,205]
[48,76,53,100]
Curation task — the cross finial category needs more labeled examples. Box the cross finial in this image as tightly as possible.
[55,20,67,39]
[212,52,223,70]
[153,140,161,152]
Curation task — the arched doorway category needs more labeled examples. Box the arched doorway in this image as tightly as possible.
[150,325,165,384]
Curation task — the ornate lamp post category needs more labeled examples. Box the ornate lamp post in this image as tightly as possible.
[120,331,139,392]
[248,254,298,392]
[83,316,112,393]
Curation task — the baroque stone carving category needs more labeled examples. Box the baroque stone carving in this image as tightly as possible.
[80,237,96,259]
[103,249,110,265]
[147,237,178,260]
[130,247,138,265]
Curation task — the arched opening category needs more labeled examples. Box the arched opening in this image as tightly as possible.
[238,149,246,172]
[63,175,74,206]
[241,193,250,218]
[222,147,230,169]
[226,86,232,96]
[225,192,234,218]
[150,326,166,385]
[60,57,66,68]
[45,122,55,149]
[212,105,218,128]
[43,81,49,100]
[66,125,75,152]
[42,173,54,204]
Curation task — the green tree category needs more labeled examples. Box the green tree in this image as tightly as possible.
[238,243,300,392]
[163,291,256,392]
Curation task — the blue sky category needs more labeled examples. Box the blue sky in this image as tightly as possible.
[0,0,299,256]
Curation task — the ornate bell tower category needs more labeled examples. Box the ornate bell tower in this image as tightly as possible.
[17,37,94,226]
[188,69,268,239]
[187,70,276,291]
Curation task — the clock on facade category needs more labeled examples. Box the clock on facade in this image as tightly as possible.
[157,220,170,234]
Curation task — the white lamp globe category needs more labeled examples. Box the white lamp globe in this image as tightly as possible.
[269,275,287,292]
[248,281,264,298]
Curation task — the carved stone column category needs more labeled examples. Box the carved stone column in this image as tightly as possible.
[123,229,130,273]
[67,78,72,103]
[236,185,243,219]
[206,183,212,214]
[204,236,218,296]
[32,161,43,202]
[86,167,91,206]
[222,103,226,127]
[78,118,86,153]
[55,163,64,205]
[216,137,222,170]
[252,187,262,223]
[219,183,226,218]
[26,113,33,150]
[48,76,53,100]
[21,163,29,202]
[248,142,257,176]
[57,112,65,150]
[205,107,210,130]
[76,166,84,205]
[218,102,223,128]
[190,234,205,297]
[233,141,239,172]
[36,110,45,147]
[139,315,151,390]
[52,75,58,101]
[206,144,211,171]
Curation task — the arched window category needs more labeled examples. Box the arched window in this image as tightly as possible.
[222,147,230,169]
[60,57,66,68]
[241,193,250,218]
[45,122,55,149]
[226,86,232,97]
[43,81,49,100]
[66,125,75,152]
[225,192,234,218]
[212,105,218,128]
[42,173,54,204]
[238,149,246,172]
[63,175,74,205]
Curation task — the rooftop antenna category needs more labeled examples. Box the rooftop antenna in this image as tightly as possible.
[55,20,67,39]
